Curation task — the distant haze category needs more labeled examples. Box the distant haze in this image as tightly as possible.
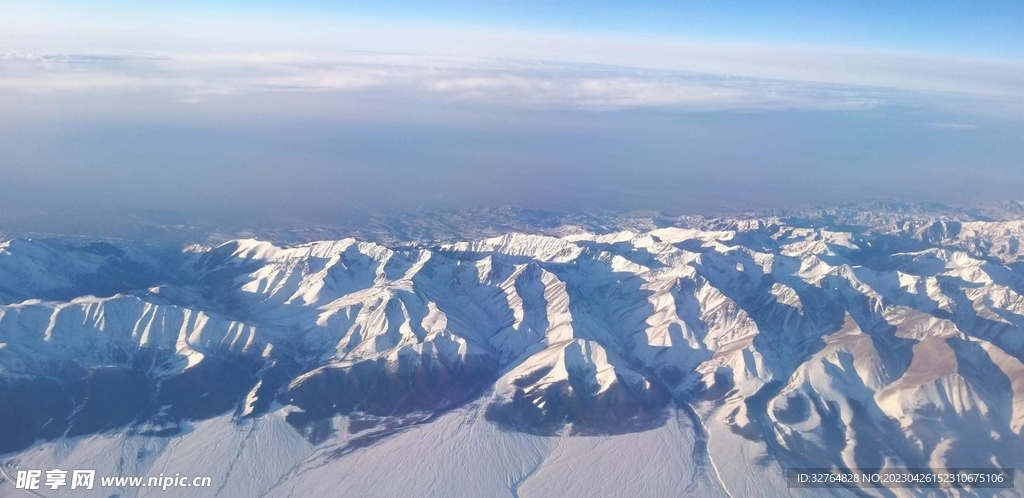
[1,1,1023,231]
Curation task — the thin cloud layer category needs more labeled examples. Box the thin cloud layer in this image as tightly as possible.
[0,50,979,114]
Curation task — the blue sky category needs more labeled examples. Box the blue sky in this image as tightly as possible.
[0,1,1022,225]
[274,0,1024,57]
[9,0,1021,56]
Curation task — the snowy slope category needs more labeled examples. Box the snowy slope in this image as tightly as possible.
[2,214,1024,496]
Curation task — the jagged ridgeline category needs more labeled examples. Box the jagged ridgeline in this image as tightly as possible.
[1,217,1023,491]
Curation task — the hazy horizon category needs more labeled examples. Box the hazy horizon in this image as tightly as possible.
[2,1,1023,231]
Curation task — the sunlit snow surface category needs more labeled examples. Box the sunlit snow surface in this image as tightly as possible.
[2,211,1024,497]
[2,405,742,498]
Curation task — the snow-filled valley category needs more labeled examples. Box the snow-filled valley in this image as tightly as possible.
[2,212,1024,497]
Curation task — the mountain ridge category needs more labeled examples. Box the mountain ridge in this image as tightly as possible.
[2,211,1024,496]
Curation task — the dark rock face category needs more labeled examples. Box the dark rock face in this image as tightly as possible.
[485,376,672,436]
[65,367,155,437]
[0,367,158,454]
[0,377,76,453]
[772,393,810,425]
[282,355,498,438]
[158,358,260,421]
[0,345,678,455]
[0,358,262,455]
[0,347,501,455]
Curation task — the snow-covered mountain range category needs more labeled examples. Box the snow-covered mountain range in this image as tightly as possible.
[2,210,1024,497]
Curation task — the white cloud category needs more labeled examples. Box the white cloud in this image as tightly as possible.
[4,5,1023,100]
[0,50,932,113]
[3,4,1023,117]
